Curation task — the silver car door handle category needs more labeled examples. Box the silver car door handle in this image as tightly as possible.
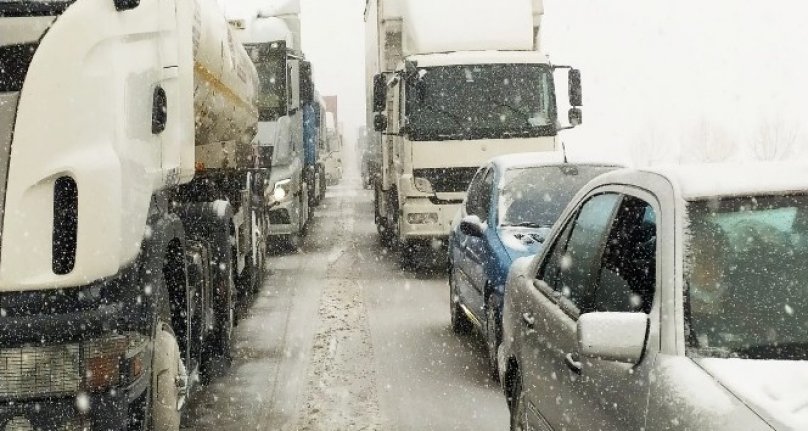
[564,352,582,374]
[521,313,535,328]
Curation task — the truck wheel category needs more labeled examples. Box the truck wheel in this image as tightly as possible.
[150,322,183,431]
[208,232,235,362]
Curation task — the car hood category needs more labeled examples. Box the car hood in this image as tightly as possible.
[497,226,548,261]
[697,358,808,430]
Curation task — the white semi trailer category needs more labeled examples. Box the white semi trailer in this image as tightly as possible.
[228,0,313,247]
[0,0,268,428]
[365,0,583,261]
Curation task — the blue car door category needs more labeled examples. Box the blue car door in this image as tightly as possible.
[461,168,496,321]
[454,167,488,314]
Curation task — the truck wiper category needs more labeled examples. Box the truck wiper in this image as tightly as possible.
[422,104,467,131]
[485,98,531,124]
[504,222,552,229]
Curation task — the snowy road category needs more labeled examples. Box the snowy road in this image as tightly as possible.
[181,179,509,430]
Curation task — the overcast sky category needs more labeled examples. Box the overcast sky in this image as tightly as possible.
[299,0,808,165]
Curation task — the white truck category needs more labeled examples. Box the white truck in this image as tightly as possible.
[0,0,268,428]
[365,0,583,260]
[228,0,313,247]
[324,111,344,186]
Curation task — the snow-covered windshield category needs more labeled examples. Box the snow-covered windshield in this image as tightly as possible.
[245,43,287,121]
[405,64,556,141]
[499,165,614,228]
[685,195,808,360]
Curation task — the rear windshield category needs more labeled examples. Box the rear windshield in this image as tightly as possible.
[498,165,615,228]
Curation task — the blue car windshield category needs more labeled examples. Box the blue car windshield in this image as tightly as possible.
[498,165,614,227]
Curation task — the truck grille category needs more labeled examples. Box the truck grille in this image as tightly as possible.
[0,344,82,399]
[413,167,478,193]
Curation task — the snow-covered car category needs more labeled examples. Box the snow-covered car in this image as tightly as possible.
[448,152,619,378]
[499,162,808,431]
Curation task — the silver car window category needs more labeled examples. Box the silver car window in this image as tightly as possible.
[539,193,621,312]
[685,195,808,360]
[593,196,657,314]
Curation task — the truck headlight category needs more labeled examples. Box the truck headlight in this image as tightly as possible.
[407,212,439,225]
[273,179,293,202]
[413,177,434,194]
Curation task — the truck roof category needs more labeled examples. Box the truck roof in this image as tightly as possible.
[408,50,550,68]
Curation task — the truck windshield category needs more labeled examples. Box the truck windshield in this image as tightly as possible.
[245,43,287,121]
[405,64,556,141]
[0,0,73,16]
[685,195,808,360]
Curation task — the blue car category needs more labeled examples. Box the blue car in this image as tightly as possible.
[448,152,619,378]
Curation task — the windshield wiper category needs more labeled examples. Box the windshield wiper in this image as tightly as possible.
[503,222,552,229]
[731,342,808,360]
[485,98,531,124]
[422,104,467,131]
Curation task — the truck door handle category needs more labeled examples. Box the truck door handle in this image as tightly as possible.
[564,352,582,374]
[521,313,535,328]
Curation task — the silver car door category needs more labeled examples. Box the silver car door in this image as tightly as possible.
[524,193,621,430]
[573,194,662,430]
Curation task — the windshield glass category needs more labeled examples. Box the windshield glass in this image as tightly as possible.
[245,43,287,121]
[686,195,808,360]
[499,165,614,227]
[406,64,556,141]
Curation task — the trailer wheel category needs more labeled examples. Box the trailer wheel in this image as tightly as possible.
[150,322,183,431]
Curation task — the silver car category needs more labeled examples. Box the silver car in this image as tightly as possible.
[498,163,808,431]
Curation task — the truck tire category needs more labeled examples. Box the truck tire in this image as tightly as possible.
[211,245,235,359]
[150,321,183,431]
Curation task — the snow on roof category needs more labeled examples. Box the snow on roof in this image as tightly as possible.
[490,152,566,171]
[234,16,293,45]
[382,0,404,20]
[258,0,300,17]
[410,50,549,68]
[647,162,808,200]
[402,0,535,56]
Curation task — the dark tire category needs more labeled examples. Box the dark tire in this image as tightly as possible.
[450,265,472,334]
[485,295,502,382]
[509,373,527,431]
[209,237,235,361]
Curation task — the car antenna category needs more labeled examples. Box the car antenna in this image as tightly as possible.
[561,141,568,163]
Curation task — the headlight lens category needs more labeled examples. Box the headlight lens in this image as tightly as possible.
[413,177,434,194]
[407,212,439,225]
[273,179,293,202]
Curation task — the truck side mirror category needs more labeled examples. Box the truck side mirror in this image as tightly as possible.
[569,69,583,107]
[568,107,582,127]
[114,0,139,11]
[373,113,388,132]
[373,74,386,113]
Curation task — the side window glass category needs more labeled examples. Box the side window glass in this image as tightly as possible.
[479,169,495,218]
[594,197,658,313]
[538,194,621,310]
[465,168,488,218]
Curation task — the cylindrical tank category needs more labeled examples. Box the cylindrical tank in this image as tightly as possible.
[192,0,259,169]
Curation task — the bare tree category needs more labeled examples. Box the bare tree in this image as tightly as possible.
[680,120,737,163]
[630,125,676,167]
[751,118,800,161]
